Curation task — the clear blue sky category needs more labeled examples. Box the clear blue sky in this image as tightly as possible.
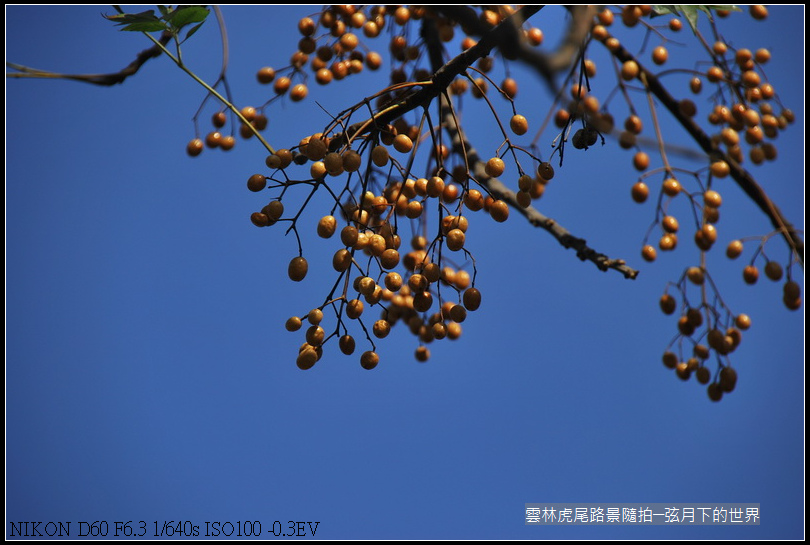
[6,5,804,540]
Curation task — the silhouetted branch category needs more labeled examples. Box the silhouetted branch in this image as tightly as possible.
[6,31,172,86]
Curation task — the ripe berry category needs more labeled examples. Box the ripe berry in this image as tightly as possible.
[247,174,267,192]
[446,228,466,251]
[463,288,482,311]
[652,46,668,65]
[360,351,379,370]
[332,249,352,272]
[687,266,705,285]
[415,346,430,362]
[710,160,730,178]
[240,106,256,123]
[489,200,509,222]
[186,138,204,157]
[211,111,227,128]
[621,60,639,81]
[372,320,391,339]
[305,325,325,346]
[641,245,657,262]
[706,66,724,83]
[252,113,268,131]
[274,76,291,95]
[339,335,356,355]
[726,240,743,259]
[501,77,519,98]
[659,233,677,251]
[298,16,316,36]
[285,316,302,332]
[655,179,677,199]
[296,347,318,370]
[537,162,555,181]
[749,5,768,20]
[250,212,270,227]
[290,84,308,102]
[707,383,723,402]
[257,66,276,84]
[659,294,676,314]
[393,134,413,154]
[380,249,400,269]
[630,182,649,203]
[783,280,801,301]
[742,265,759,285]
[764,261,783,281]
[661,215,679,233]
[510,114,528,135]
[485,157,505,177]
[633,151,650,171]
[288,256,308,282]
[464,189,485,211]
[720,367,738,392]
[735,314,752,330]
[219,136,234,151]
[783,295,802,311]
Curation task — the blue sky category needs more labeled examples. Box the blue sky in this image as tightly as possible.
[6,5,804,539]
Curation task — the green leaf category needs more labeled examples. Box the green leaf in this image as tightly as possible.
[105,10,158,24]
[181,20,207,44]
[120,21,169,32]
[166,6,210,30]
[105,10,168,32]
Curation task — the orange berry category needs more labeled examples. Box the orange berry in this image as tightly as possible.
[621,60,639,81]
[489,200,509,222]
[743,265,759,284]
[633,151,650,171]
[726,240,743,259]
[257,66,276,84]
[485,157,505,177]
[710,160,730,178]
[510,114,529,135]
[393,134,414,153]
[662,178,681,197]
[290,83,308,102]
[186,138,204,157]
[652,46,668,65]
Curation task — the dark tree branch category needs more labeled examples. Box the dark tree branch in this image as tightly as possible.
[434,5,598,92]
[6,31,172,86]
[329,5,543,149]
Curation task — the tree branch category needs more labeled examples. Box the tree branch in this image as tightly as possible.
[329,5,542,149]
[6,31,172,86]
[434,5,598,92]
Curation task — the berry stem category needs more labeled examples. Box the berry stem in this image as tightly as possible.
[141,31,276,155]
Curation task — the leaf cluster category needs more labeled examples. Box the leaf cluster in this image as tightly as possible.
[105,5,209,42]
